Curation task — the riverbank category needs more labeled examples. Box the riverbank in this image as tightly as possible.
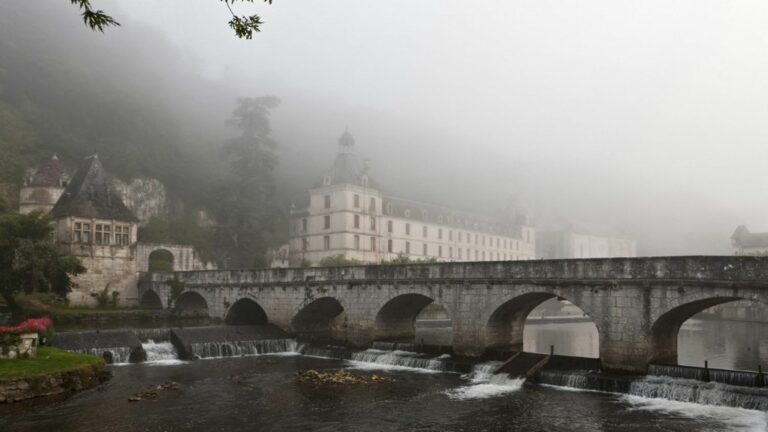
[0,347,110,405]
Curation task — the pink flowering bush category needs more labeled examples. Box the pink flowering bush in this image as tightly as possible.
[0,317,53,338]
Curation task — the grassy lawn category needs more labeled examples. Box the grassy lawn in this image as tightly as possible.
[0,347,103,379]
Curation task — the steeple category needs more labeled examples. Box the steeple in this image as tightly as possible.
[338,129,355,154]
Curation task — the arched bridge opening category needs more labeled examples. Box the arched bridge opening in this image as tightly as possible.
[292,297,345,343]
[487,292,599,358]
[650,296,768,370]
[140,290,163,309]
[174,291,209,317]
[523,298,599,358]
[225,298,268,325]
[374,294,453,347]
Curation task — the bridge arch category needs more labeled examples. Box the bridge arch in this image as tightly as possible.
[225,298,268,325]
[485,291,600,356]
[174,291,209,316]
[139,289,163,309]
[650,296,742,364]
[292,297,345,343]
[374,293,453,343]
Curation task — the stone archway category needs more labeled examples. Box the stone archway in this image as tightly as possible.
[140,289,163,309]
[486,292,600,357]
[174,291,209,316]
[374,293,452,344]
[225,298,268,325]
[148,249,175,272]
[650,296,741,364]
[292,297,345,342]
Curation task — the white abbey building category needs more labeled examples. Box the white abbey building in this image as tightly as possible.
[287,131,536,266]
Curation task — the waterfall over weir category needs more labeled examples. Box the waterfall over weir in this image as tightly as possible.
[190,339,300,359]
[76,347,133,365]
[536,370,768,410]
[349,349,446,371]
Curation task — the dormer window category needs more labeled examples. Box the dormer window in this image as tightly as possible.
[404,209,411,218]
[361,175,369,187]
[386,203,393,214]
[323,176,331,186]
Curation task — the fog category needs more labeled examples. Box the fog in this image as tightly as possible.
[11,0,768,254]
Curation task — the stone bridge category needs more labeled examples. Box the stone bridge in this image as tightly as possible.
[137,256,768,373]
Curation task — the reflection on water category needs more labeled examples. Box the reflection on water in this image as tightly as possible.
[520,317,768,372]
[1,354,763,432]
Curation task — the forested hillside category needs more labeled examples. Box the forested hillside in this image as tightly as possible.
[0,2,290,266]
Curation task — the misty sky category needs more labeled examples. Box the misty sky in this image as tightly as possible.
[105,0,768,254]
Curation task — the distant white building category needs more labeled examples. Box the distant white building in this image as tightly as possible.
[287,131,536,266]
[536,223,637,259]
[731,225,768,255]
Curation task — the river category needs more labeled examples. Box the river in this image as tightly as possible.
[1,319,767,432]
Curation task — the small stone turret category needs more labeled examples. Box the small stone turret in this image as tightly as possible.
[19,154,69,215]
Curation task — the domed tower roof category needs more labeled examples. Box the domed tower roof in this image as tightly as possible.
[316,130,377,188]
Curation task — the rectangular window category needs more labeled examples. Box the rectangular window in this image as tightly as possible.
[370,217,376,231]
[467,232,471,244]
[302,238,309,251]
[354,235,360,249]
[302,218,308,233]
[423,243,428,256]
[353,194,360,208]
[482,236,486,246]
[406,241,411,254]
[438,246,443,257]
[449,230,453,241]
[369,197,376,212]
[113,225,121,245]
[354,214,360,229]
[458,248,462,259]
[121,225,129,245]
[324,235,330,250]
[423,226,428,238]
[82,223,91,244]
[324,195,331,209]
[370,237,376,251]
[73,222,82,243]
[387,220,393,233]
[95,224,105,245]
[475,234,478,245]
[103,224,111,244]
[449,247,453,258]
[458,232,462,242]
[324,215,331,229]
[438,228,443,240]
[526,231,531,243]
[388,239,393,253]
[497,238,500,248]
[405,223,411,235]
[475,250,479,260]
[482,251,486,260]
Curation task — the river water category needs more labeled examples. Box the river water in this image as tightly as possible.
[2,319,767,432]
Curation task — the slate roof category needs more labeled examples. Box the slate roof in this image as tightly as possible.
[27,155,67,187]
[314,131,379,188]
[49,155,139,222]
[381,195,520,236]
[731,225,768,248]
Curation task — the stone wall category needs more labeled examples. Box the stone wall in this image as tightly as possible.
[0,363,109,403]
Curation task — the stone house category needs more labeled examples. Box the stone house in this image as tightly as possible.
[731,225,768,255]
[20,155,209,306]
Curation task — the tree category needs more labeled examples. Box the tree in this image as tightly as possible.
[0,212,85,309]
[69,0,273,39]
[214,97,281,268]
